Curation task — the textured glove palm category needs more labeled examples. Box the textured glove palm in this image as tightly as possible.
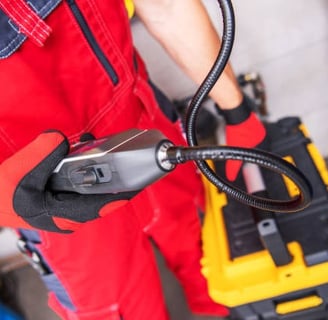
[0,131,136,233]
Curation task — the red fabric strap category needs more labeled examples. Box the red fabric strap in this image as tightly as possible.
[0,0,51,46]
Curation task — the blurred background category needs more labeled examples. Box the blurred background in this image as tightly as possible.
[1,1,327,319]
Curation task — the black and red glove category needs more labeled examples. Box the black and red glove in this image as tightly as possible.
[0,131,137,233]
[221,96,267,181]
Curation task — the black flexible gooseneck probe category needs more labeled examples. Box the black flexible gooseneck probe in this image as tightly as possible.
[167,0,312,212]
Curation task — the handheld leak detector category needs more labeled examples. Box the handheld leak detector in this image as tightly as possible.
[50,125,312,214]
[50,129,175,195]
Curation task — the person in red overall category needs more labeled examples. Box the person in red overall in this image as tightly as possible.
[0,0,266,319]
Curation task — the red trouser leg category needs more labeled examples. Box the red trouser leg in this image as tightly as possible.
[38,205,170,320]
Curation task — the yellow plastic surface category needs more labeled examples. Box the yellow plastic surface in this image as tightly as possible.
[201,125,328,307]
[276,295,323,315]
[281,156,299,198]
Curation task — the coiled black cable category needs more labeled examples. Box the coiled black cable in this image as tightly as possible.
[183,0,312,212]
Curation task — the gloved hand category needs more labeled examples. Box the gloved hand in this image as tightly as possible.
[221,96,267,181]
[0,131,137,233]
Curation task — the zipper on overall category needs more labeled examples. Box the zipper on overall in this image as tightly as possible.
[66,0,119,85]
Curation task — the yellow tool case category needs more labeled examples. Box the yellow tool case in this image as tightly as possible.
[201,116,328,320]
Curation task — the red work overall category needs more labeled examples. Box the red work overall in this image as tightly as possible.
[0,0,229,319]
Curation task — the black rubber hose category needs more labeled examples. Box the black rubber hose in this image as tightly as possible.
[166,146,312,213]
[186,0,235,146]
[184,0,312,212]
